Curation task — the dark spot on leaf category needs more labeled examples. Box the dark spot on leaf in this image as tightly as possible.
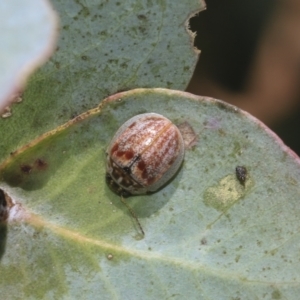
[201,238,207,245]
[120,62,128,68]
[137,14,147,20]
[20,164,32,174]
[35,159,48,171]
[138,26,146,34]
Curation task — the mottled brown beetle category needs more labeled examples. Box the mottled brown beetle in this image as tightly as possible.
[106,113,185,235]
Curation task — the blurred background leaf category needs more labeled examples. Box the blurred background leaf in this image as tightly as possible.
[0,0,57,112]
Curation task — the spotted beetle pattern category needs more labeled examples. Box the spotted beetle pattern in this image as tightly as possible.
[106,113,185,196]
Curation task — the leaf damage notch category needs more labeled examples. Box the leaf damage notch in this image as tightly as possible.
[185,0,206,54]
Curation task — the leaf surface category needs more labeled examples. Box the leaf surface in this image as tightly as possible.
[0,0,202,160]
[1,89,300,299]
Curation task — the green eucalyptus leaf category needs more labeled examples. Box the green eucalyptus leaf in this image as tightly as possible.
[0,0,203,160]
[1,89,300,299]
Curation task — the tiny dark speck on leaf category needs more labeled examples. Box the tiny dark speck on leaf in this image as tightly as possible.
[137,14,147,20]
[20,164,32,174]
[236,166,247,186]
[201,238,207,245]
[35,159,48,170]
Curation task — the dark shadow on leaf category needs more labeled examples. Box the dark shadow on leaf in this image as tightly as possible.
[0,189,8,260]
[105,163,184,219]
[0,224,7,260]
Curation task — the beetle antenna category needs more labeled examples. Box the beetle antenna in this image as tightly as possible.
[120,195,145,236]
